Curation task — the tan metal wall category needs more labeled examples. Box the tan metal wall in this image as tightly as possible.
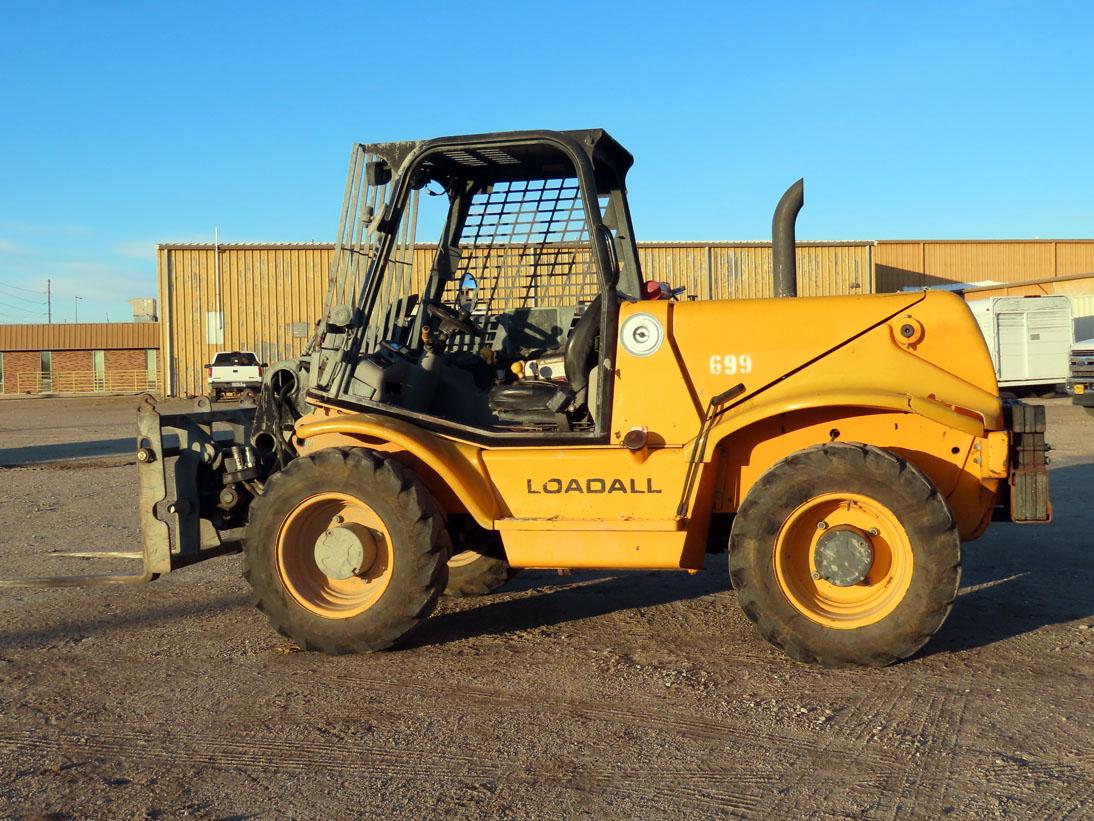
[639,242,872,300]
[875,240,1094,292]
[961,273,1094,300]
[158,244,333,395]
[0,321,159,352]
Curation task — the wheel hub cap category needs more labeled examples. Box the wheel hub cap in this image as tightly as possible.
[814,528,874,587]
[314,525,376,580]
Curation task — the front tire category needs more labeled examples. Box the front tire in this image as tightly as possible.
[244,448,448,653]
[729,443,960,667]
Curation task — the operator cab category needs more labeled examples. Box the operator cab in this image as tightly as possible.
[302,130,644,441]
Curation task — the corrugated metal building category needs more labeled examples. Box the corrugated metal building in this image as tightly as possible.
[874,240,1094,291]
[875,240,1094,347]
[157,240,1094,397]
[0,321,160,395]
[637,242,873,300]
[158,243,332,397]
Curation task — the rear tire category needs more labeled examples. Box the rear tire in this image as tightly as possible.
[445,549,515,597]
[244,448,448,653]
[729,442,960,667]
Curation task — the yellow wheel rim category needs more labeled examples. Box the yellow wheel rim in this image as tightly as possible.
[447,550,481,568]
[276,492,393,619]
[773,492,914,629]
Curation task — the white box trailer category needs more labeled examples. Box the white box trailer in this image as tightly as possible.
[967,295,1073,388]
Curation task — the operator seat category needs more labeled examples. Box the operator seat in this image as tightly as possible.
[488,294,605,424]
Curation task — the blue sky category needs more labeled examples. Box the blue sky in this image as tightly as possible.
[0,1,1091,323]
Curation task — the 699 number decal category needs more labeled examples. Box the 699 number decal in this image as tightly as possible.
[709,353,753,375]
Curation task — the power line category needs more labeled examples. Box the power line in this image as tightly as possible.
[0,279,47,295]
[0,279,51,322]
[0,286,47,305]
[0,299,46,317]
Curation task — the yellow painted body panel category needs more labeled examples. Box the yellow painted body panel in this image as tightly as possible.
[295,409,502,527]
[607,300,704,441]
[662,290,1001,438]
[294,289,1009,569]
[482,444,689,520]
[708,407,1000,541]
[498,529,697,570]
[483,444,708,569]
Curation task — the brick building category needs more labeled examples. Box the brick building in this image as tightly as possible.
[0,322,160,395]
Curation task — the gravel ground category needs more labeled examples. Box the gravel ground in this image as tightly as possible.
[0,395,1090,819]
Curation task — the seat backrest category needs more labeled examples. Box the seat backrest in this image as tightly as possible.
[563,294,604,394]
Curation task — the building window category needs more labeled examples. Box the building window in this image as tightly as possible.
[92,350,105,391]
[40,350,52,392]
[145,349,157,390]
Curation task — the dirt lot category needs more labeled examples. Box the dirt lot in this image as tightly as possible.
[0,395,1090,819]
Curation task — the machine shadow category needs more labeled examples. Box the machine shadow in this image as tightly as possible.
[925,461,1094,656]
[424,462,1093,656]
[0,436,133,467]
[411,567,729,649]
[0,593,250,651]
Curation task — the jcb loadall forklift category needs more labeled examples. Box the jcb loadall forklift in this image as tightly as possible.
[25,129,1054,666]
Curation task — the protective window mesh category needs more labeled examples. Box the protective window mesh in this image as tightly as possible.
[443,178,602,312]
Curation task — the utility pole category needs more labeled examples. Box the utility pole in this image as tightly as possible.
[47,279,51,323]
[74,295,83,323]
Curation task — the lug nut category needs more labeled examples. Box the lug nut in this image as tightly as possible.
[811,571,822,580]
[817,521,828,531]
[869,527,879,537]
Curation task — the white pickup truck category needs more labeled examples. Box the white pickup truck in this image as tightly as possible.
[204,350,266,400]
[1068,337,1094,417]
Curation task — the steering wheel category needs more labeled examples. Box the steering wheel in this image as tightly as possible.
[425,299,485,337]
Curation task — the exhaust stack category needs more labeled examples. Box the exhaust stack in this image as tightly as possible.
[772,178,804,298]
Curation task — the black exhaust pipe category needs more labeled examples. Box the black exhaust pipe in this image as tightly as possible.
[772,178,804,298]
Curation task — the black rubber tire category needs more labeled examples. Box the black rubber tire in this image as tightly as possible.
[244,448,448,653]
[444,550,516,597]
[728,442,961,668]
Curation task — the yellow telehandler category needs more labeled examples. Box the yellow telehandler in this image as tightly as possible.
[19,130,1054,666]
